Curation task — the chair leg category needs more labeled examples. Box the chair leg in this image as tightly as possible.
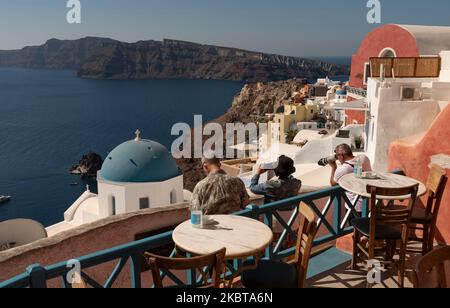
[351,230,359,270]
[422,226,430,256]
[398,240,407,288]
[366,242,376,289]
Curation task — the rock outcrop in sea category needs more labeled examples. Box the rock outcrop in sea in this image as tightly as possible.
[70,152,104,178]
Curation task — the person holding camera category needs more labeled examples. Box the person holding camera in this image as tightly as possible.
[327,144,372,213]
[250,155,302,203]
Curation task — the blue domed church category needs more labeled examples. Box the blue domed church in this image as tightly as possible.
[60,131,185,229]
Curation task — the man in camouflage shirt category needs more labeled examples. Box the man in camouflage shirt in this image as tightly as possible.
[250,155,302,203]
[191,156,250,215]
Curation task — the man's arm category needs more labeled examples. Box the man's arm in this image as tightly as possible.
[249,173,271,196]
[190,183,203,206]
[330,162,339,186]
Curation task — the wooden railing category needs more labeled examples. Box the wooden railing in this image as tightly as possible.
[370,57,441,78]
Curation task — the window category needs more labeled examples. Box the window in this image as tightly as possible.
[170,190,177,204]
[139,197,150,210]
[363,62,371,85]
[111,196,116,216]
[380,49,395,58]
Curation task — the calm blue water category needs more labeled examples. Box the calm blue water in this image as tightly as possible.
[0,68,243,226]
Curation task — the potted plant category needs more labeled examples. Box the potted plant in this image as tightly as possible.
[354,135,364,150]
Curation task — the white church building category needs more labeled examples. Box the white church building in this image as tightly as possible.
[47,131,187,235]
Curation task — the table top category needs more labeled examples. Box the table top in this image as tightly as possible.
[173,215,273,259]
[339,172,427,200]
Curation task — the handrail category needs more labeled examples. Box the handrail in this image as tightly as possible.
[346,86,367,98]
[0,181,383,288]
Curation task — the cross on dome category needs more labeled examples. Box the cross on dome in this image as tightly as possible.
[135,129,142,141]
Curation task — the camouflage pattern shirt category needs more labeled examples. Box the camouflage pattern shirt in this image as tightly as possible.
[191,170,250,215]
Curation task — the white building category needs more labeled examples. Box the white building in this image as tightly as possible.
[47,131,186,235]
[365,51,450,171]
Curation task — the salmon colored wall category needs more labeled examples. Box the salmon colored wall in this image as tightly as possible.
[346,97,366,124]
[349,24,420,88]
[388,104,450,244]
[345,25,420,127]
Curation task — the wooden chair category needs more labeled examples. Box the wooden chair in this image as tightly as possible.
[413,246,450,288]
[241,202,318,288]
[145,248,226,288]
[409,164,448,255]
[351,184,419,288]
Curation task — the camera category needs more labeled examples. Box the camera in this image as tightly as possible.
[318,154,337,167]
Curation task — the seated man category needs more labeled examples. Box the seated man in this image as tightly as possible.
[191,155,250,215]
[250,155,302,203]
[330,144,372,213]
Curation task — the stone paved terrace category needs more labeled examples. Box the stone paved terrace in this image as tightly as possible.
[306,244,427,289]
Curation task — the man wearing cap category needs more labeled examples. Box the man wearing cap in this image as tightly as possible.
[191,155,250,215]
[250,155,302,203]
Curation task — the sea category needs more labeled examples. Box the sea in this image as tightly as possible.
[0,66,349,227]
[0,68,243,226]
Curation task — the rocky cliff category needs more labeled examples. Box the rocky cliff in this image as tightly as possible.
[0,37,118,70]
[77,39,349,82]
[178,78,312,191]
[0,37,349,82]
[216,78,310,124]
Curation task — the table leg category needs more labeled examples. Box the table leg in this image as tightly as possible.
[341,195,362,229]
[222,254,261,288]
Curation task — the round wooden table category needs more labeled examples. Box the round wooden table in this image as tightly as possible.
[173,215,273,260]
[339,172,427,200]
[173,215,273,288]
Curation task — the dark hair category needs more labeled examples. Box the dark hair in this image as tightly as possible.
[335,144,353,157]
[202,155,221,166]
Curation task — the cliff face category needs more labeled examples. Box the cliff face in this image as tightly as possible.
[178,78,312,191]
[0,37,349,82]
[77,39,349,82]
[0,37,118,70]
[216,78,309,124]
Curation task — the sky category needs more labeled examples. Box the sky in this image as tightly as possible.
[1,0,450,57]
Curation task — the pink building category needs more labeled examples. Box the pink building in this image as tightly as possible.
[347,24,450,124]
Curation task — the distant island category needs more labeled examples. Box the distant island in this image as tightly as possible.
[0,37,349,82]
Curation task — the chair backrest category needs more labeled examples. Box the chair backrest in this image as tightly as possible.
[425,164,448,215]
[145,248,226,288]
[294,202,318,288]
[366,184,419,228]
[413,246,450,288]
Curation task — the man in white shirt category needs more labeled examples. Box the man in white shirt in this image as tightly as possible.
[330,144,372,213]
